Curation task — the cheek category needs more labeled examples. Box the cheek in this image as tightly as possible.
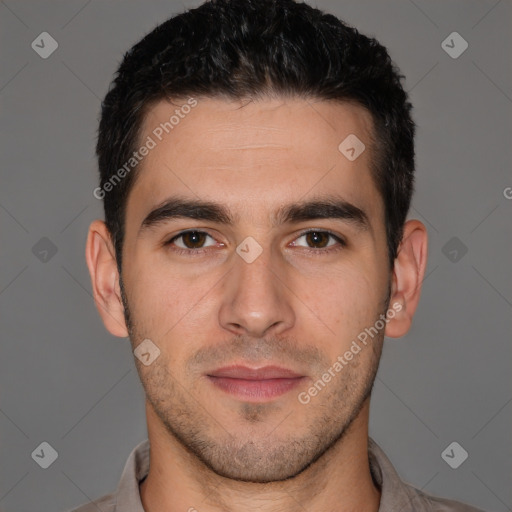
[125,259,218,357]
[308,263,384,344]
[128,248,198,313]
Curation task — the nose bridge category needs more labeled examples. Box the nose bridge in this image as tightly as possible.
[218,238,295,337]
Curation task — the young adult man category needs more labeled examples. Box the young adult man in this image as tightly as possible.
[74,1,483,510]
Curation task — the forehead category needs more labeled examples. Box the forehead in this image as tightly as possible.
[126,96,382,229]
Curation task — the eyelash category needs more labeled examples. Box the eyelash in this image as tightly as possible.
[164,229,346,257]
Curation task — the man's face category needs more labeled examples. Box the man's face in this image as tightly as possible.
[120,97,391,482]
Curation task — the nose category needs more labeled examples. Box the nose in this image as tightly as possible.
[218,244,295,338]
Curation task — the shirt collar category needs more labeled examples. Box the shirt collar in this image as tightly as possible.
[367,437,428,511]
[114,438,149,512]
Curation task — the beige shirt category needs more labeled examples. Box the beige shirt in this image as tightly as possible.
[68,437,484,512]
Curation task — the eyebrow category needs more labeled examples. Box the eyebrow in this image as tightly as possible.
[138,195,371,236]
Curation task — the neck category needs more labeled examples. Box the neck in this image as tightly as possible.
[140,399,381,512]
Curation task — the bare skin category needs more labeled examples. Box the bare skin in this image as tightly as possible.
[86,97,428,512]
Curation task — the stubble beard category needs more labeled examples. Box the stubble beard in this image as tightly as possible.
[119,275,386,483]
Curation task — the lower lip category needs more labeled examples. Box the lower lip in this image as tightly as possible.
[207,376,305,401]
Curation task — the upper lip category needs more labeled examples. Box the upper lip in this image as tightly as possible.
[207,365,303,380]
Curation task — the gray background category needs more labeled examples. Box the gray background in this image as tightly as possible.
[1,1,511,511]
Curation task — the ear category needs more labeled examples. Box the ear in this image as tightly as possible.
[384,219,428,338]
[85,219,129,338]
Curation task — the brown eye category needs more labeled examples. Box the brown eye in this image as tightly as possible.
[304,231,330,248]
[293,230,344,250]
[180,231,208,248]
[289,230,346,255]
[166,230,217,251]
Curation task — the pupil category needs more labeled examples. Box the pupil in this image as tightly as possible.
[184,231,204,248]
[307,231,328,248]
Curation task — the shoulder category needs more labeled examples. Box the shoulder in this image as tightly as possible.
[367,437,485,512]
[64,491,116,512]
[404,482,486,512]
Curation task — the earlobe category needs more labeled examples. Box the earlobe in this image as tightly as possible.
[384,219,428,339]
[85,219,129,338]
